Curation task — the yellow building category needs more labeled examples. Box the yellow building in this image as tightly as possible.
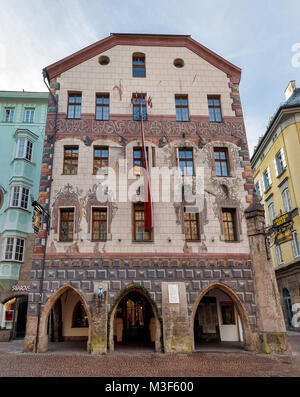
[251,81,300,330]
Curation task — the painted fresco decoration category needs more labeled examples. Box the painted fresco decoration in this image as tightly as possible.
[49,119,246,140]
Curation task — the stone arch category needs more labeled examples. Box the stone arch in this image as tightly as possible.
[108,284,162,352]
[38,284,92,353]
[191,281,254,351]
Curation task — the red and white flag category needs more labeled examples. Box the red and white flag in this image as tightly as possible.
[140,100,153,230]
[147,96,152,108]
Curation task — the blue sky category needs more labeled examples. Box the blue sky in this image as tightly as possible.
[0,0,299,155]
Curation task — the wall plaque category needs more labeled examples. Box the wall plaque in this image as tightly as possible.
[168,284,179,303]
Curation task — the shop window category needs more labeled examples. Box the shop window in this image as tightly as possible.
[63,146,78,175]
[72,301,88,328]
[220,302,235,325]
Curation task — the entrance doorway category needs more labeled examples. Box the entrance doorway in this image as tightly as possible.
[113,291,155,350]
[0,295,28,339]
[194,288,244,350]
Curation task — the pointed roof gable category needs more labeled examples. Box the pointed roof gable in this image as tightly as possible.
[44,33,241,83]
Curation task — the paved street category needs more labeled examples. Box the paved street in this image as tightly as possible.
[0,332,299,378]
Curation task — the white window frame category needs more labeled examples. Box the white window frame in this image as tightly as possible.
[274,148,287,176]
[16,138,33,161]
[3,237,26,262]
[268,202,276,225]
[275,244,284,266]
[24,108,35,123]
[5,108,14,122]
[255,181,262,200]
[262,167,272,191]
[10,186,30,209]
[291,231,300,259]
[282,187,292,213]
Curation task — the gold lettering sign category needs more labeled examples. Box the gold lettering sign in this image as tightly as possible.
[277,230,293,245]
[273,213,291,227]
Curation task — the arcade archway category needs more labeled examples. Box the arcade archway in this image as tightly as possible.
[109,286,162,352]
[191,282,253,351]
[38,285,92,353]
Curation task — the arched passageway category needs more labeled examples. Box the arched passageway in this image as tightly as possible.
[109,286,162,353]
[191,283,253,352]
[0,295,28,339]
[38,285,92,353]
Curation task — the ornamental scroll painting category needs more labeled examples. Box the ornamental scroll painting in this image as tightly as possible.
[168,284,179,304]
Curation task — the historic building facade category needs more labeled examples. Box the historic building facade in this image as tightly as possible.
[251,81,300,331]
[24,34,289,354]
[0,91,48,340]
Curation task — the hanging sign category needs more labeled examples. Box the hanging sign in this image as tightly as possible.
[32,209,41,234]
[98,287,103,298]
[276,230,293,245]
[273,212,291,228]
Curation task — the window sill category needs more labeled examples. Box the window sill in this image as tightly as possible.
[209,120,223,124]
[12,157,35,166]
[91,240,107,243]
[6,206,31,213]
[66,117,81,120]
[61,173,78,176]
[263,186,272,195]
[132,240,154,243]
[185,239,201,242]
[276,169,286,179]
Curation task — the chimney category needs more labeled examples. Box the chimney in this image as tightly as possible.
[284,80,296,100]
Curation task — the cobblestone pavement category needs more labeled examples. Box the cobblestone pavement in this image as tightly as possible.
[0,333,299,377]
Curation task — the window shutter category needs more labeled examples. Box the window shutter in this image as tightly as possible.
[273,157,278,177]
[280,148,286,168]
[267,167,272,185]
[261,175,265,193]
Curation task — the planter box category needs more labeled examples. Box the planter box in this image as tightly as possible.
[0,330,12,342]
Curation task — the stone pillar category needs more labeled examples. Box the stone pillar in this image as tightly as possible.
[90,282,108,354]
[245,194,291,354]
[23,316,38,353]
[162,282,193,353]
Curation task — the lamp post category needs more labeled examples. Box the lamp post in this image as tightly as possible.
[31,200,50,353]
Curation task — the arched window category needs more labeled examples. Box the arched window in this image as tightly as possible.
[283,288,293,327]
[132,53,146,77]
[72,301,88,328]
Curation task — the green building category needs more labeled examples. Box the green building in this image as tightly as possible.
[0,91,48,340]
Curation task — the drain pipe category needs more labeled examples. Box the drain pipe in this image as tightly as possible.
[34,69,58,353]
